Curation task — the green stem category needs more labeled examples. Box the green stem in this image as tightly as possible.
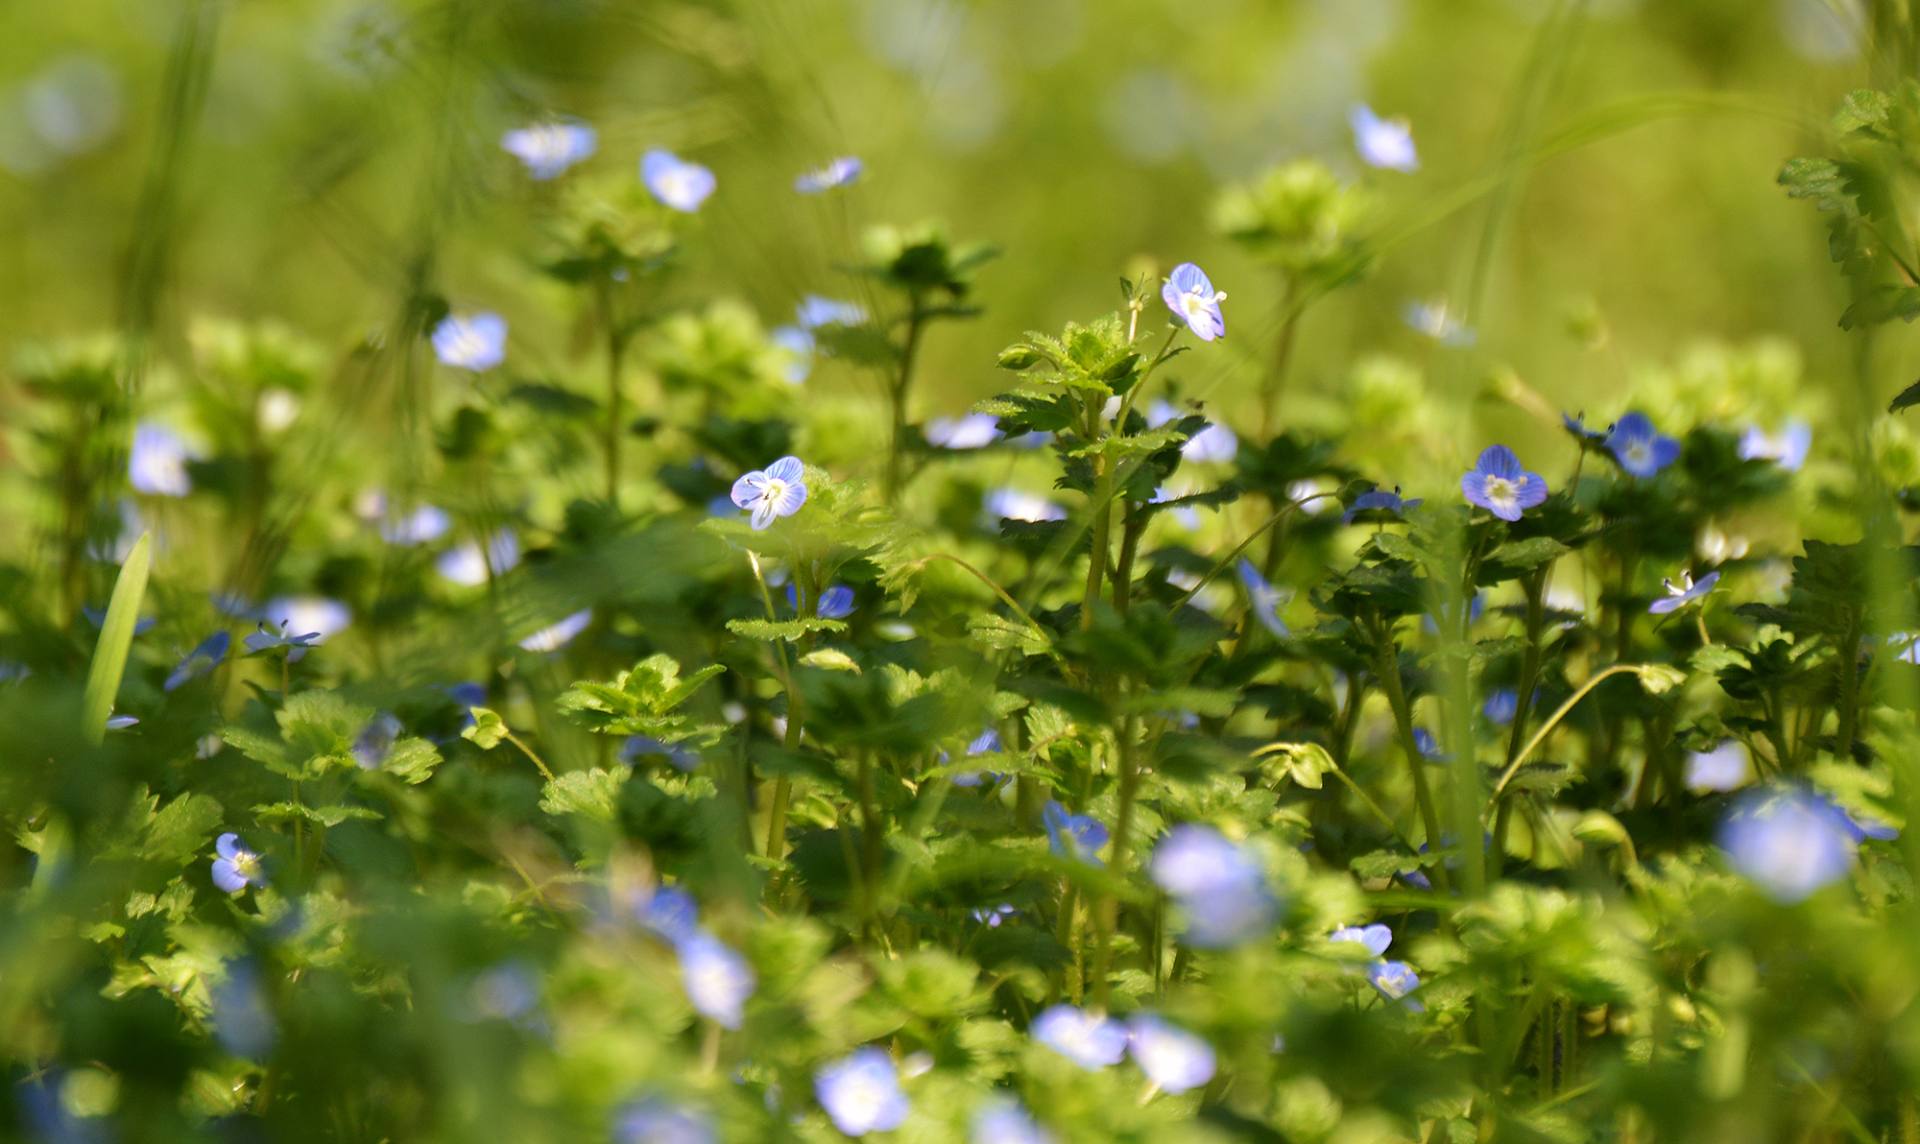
[1373,617,1452,895]
[883,299,927,503]
[1490,664,1647,803]
[595,275,627,506]
[1091,711,1140,1009]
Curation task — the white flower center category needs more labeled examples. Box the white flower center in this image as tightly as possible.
[1625,440,1651,466]
[1181,292,1206,319]
[1483,475,1519,509]
[232,849,261,880]
[760,478,787,506]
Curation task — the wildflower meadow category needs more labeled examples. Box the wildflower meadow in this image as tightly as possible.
[9,1,1920,1140]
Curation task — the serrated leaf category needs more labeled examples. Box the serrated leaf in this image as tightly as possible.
[1633,664,1688,695]
[254,802,382,828]
[380,738,442,784]
[539,768,628,820]
[965,613,1052,657]
[1255,741,1337,790]
[725,617,849,642]
[463,707,508,750]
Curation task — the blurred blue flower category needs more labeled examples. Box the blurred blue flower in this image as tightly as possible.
[1343,486,1422,524]
[352,712,403,769]
[1182,421,1238,462]
[731,456,808,530]
[814,1046,910,1136]
[1161,262,1226,342]
[1150,485,1201,531]
[211,832,264,894]
[501,121,596,179]
[1330,923,1393,958]
[1351,104,1418,171]
[1460,445,1548,522]
[771,324,814,383]
[163,630,228,692]
[1719,785,1857,903]
[676,931,755,1029]
[1685,740,1751,792]
[81,606,156,635]
[950,725,1002,787]
[622,735,701,772]
[211,958,276,1059]
[795,155,862,193]
[985,488,1067,523]
[1740,421,1813,472]
[129,421,195,497]
[1412,727,1447,763]
[104,713,139,730]
[1043,800,1108,866]
[468,961,542,1024]
[925,412,1001,449]
[816,584,856,620]
[1126,1013,1216,1094]
[634,885,701,942]
[972,903,1017,927]
[1483,688,1518,726]
[641,149,715,212]
[1235,558,1290,638]
[615,1096,716,1144]
[796,295,866,330]
[520,608,593,652]
[1649,569,1718,615]
[1149,825,1278,948]
[1032,1004,1128,1069]
[378,503,451,546]
[971,1097,1053,1144]
[1367,960,1424,1010]
[258,597,351,648]
[1605,411,1681,478]
[431,312,506,371]
[1424,591,1486,636]
[1842,810,1899,843]
[1402,299,1473,346]
[438,531,521,586]
[243,620,320,654]
[1562,411,1609,442]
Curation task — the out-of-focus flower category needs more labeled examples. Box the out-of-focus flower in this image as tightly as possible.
[1403,299,1474,346]
[1351,104,1418,171]
[1606,412,1681,478]
[1649,570,1719,615]
[502,121,596,179]
[352,712,403,769]
[816,584,855,620]
[1032,1004,1128,1070]
[212,832,264,894]
[1329,923,1393,957]
[1236,558,1290,638]
[1483,688,1519,726]
[1740,421,1813,472]
[925,412,1001,449]
[731,456,809,530]
[1562,411,1609,442]
[795,156,862,193]
[621,736,701,772]
[972,903,1017,927]
[796,295,867,330]
[1685,740,1751,792]
[1149,825,1278,948]
[633,885,701,942]
[1161,262,1226,342]
[431,312,506,371]
[437,531,521,586]
[1043,800,1108,865]
[971,1097,1053,1144]
[1412,727,1448,762]
[259,596,351,643]
[164,630,229,692]
[129,422,195,497]
[814,1047,910,1136]
[1181,421,1238,462]
[1719,785,1857,903]
[771,325,814,384]
[520,609,592,652]
[1126,1014,1216,1094]
[986,488,1067,524]
[1461,446,1548,521]
[1343,486,1422,524]
[1367,960,1424,1009]
[211,959,276,1059]
[615,1096,717,1144]
[378,503,451,547]
[642,149,715,212]
[676,931,755,1029]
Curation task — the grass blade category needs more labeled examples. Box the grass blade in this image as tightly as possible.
[81,531,152,744]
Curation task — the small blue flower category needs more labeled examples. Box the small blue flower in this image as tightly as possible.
[1329,923,1393,958]
[211,958,276,1060]
[676,930,755,1029]
[816,584,856,620]
[352,712,403,769]
[1126,1014,1216,1094]
[795,295,866,330]
[468,961,542,1025]
[1684,740,1750,792]
[925,412,1001,449]
[1032,1004,1129,1070]
[105,713,139,730]
[1460,445,1548,522]
[972,902,1017,927]
[1043,800,1108,866]
[520,608,592,652]
[1605,411,1681,478]
[1235,558,1290,638]
[1842,810,1899,843]
[1412,727,1448,762]
[1483,687,1518,726]
[431,312,507,371]
[641,149,715,212]
[615,1096,716,1144]
[129,421,195,497]
[1402,299,1473,345]
[211,832,264,894]
[1562,411,1610,442]
[1161,262,1226,342]
[1366,960,1424,1009]
[795,155,862,193]
[1182,421,1238,462]
[971,1097,1053,1144]
[1343,486,1423,524]
[1718,785,1857,904]
[1149,825,1278,948]
[259,596,352,645]
[730,456,808,530]
[1351,104,1418,171]
[1649,569,1718,615]
[621,736,700,772]
[771,324,814,384]
[985,488,1067,524]
[1740,421,1812,472]
[438,530,522,586]
[633,885,701,942]
[814,1046,910,1136]
[243,620,320,655]
[378,503,451,546]
[501,121,596,179]
[163,630,229,692]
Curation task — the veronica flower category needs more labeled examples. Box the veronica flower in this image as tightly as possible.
[1649,569,1718,615]
[795,295,866,330]
[633,885,701,943]
[1402,299,1473,346]
[1483,688,1518,726]
[129,422,195,497]
[1367,961,1424,1009]
[1842,810,1899,843]
[1161,262,1226,342]
[971,1098,1054,1144]
[1412,727,1448,762]
[950,725,1003,787]
[1350,104,1418,171]
[260,596,351,643]
[1685,740,1751,792]
[1460,445,1548,522]
[1235,558,1290,638]
[1126,1014,1216,1094]
[615,1097,716,1144]
[1605,412,1681,478]
[972,903,1017,927]
[438,531,522,586]
[352,712,403,769]
[621,736,700,772]
[1182,421,1238,462]
[1032,1004,1129,1069]
[378,503,451,546]
[814,1047,910,1136]
[105,713,139,730]
[1149,825,1278,948]
[162,630,229,692]
[1718,785,1857,903]
[1043,800,1108,865]
[1739,421,1813,472]
[211,959,276,1060]
[1343,486,1422,524]
[795,155,861,193]
[1329,923,1393,958]
[431,312,507,371]
[1562,412,1610,442]
[211,832,265,894]
[641,149,715,212]
[1150,485,1201,530]
[771,325,814,384]
[731,456,808,530]
[675,930,755,1029]
[243,620,321,654]
[501,121,596,179]
[925,412,1001,449]
[520,608,592,652]
[985,488,1067,524]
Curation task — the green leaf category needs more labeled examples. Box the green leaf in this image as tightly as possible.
[464,707,509,750]
[1633,664,1687,696]
[1258,741,1337,790]
[81,531,151,744]
[725,617,849,642]
[965,613,1053,658]
[1890,378,1920,414]
[799,648,861,673]
[254,801,383,828]
[380,738,442,784]
[540,767,627,820]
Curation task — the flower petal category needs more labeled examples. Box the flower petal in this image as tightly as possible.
[765,456,804,483]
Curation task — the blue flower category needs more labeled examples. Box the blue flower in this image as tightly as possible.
[622,736,700,772]
[211,958,276,1059]
[1684,740,1751,792]
[925,412,1001,449]
[1043,800,1108,866]
[1235,558,1290,638]
[1562,411,1609,442]
[795,155,862,193]
[676,931,755,1029]
[1649,569,1718,615]
[1329,923,1393,958]
[1149,825,1278,948]
[105,712,139,730]
[212,832,264,894]
[1366,960,1424,1009]
[501,121,596,179]
[520,608,592,652]
[1032,1004,1128,1070]
[438,530,522,586]
[243,620,321,654]
[971,1097,1053,1144]
[641,149,715,212]
[1483,687,1518,726]
[950,725,1004,787]
[1718,785,1857,904]
[771,324,814,383]
[1126,1014,1216,1094]
[985,488,1067,523]
[431,312,507,371]
[163,630,229,692]
[816,584,856,620]
[1182,421,1238,462]
[129,421,195,497]
[795,295,866,330]
[1351,104,1418,171]
[1402,299,1473,345]
[731,456,809,530]
[633,885,701,942]
[972,902,1017,927]
[814,1047,910,1136]
[1740,421,1812,472]
[352,712,403,769]
[1605,411,1681,478]
[258,597,352,645]
[1342,486,1423,524]
[377,502,451,546]
[1161,262,1226,342]
[1460,445,1548,521]
[1412,728,1447,762]
[1842,810,1900,843]
[615,1096,716,1144]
